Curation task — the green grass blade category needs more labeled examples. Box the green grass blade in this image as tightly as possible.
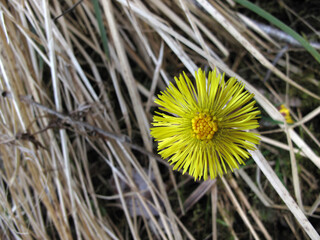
[234,0,320,64]
[92,0,109,60]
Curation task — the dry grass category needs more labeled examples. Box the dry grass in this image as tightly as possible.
[0,0,320,239]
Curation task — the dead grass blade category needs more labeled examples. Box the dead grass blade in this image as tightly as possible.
[1,0,319,239]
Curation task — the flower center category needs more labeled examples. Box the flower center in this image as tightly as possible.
[191,113,218,140]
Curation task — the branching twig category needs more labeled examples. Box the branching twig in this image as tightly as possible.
[2,92,168,166]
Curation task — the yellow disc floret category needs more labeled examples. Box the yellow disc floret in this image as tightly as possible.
[192,113,218,140]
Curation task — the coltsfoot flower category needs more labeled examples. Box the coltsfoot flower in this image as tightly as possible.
[278,104,294,124]
[150,68,260,180]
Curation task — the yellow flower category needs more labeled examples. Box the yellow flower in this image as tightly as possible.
[150,68,260,180]
[279,104,294,124]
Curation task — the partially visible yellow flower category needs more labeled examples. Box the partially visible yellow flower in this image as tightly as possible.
[279,104,294,124]
[150,68,260,180]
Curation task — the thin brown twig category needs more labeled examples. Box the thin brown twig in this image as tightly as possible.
[2,92,169,166]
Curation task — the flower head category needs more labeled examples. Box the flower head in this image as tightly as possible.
[150,68,260,180]
[279,104,294,124]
